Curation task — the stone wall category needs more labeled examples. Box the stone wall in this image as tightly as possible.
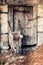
[38,4,43,46]
[0,5,9,49]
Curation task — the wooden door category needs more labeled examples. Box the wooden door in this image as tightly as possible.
[13,6,37,45]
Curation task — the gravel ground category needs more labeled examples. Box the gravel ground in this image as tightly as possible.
[0,44,43,65]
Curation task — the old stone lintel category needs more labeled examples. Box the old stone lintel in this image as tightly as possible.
[0,0,38,5]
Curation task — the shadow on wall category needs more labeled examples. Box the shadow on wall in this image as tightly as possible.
[22,35,31,45]
[21,35,37,54]
[21,35,37,48]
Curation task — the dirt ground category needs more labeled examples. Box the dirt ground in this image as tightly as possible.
[0,44,43,65]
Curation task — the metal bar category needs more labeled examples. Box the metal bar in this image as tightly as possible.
[14,10,30,13]
[8,5,33,7]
